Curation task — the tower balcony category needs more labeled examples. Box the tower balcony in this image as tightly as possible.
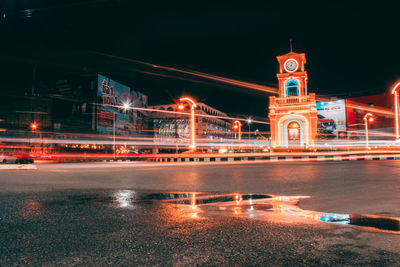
[270,93,316,106]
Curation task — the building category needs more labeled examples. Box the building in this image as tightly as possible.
[148,102,232,142]
[96,74,148,136]
[268,50,318,147]
[52,73,96,133]
[315,94,394,140]
[52,73,148,135]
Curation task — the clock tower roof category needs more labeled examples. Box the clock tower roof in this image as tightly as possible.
[276,51,306,65]
[276,50,307,74]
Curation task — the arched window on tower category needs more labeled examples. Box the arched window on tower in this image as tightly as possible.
[286,80,299,97]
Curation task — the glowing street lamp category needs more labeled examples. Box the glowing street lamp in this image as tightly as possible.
[233,120,242,141]
[29,122,42,149]
[122,102,131,111]
[363,113,374,149]
[391,82,400,141]
[30,122,38,131]
[246,118,252,140]
[112,102,132,159]
[179,97,197,149]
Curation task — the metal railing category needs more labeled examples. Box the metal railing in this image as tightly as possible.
[273,96,311,105]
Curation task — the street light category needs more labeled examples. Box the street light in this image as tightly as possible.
[122,102,131,111]
[112,102,131,159]
[246,118,252,140]
[179,97,197,149]
[363,113,374,149]
[29,122,38,147]
[233,120,242,142]
[30,122,37,131]
[391,82,400,141]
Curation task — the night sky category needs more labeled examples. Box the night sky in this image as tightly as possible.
[1,1,400,118]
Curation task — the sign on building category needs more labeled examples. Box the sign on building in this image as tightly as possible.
[316,99,347,138]
[96,74,147,135]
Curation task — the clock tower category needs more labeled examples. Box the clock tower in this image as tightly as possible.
[268,50,318,148]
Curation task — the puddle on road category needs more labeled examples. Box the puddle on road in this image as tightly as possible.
[141,191,400,234]
[34,190,400,234]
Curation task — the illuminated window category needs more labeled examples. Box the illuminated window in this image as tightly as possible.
[286,80,299,97]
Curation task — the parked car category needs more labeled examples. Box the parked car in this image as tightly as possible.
[0,154,18,163]
[0,154,34,164]
[16,156,34,164]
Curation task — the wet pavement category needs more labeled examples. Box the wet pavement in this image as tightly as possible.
[1,189,400,265]
[1,161,400,265]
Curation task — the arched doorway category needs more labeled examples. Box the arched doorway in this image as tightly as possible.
[287,121,300,146]
[283,119,304,147]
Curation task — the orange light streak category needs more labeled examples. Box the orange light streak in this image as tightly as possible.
[179,97,197,149]
[346,103,394,117]
[96,52,398,120]
[395,91,399,140]
[95,52,278,94]
[392,82,400,140]
[363,113,373,149]
[101,104,270,125]
[192,192,196,206]
[233,120,242,142]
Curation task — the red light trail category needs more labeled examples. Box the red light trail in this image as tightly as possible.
[96,52,397,118]
[100,103,271,125]
[94,52,278,94]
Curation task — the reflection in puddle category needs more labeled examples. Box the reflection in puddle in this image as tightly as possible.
[21,201,42,218]
[29,190,400,234]
[141,191,400,234]
[113,190,137,208]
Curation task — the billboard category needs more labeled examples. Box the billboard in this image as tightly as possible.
[316,99,347,139]
[96,74,147,135]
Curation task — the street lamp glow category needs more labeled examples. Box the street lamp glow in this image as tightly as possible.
[363,113,373,149]
[179,97,197,149]
[246,118,252,140]
[391,82,400,141]
[30,122,37,131]
[233,120,242,141]
[122,102,131,111]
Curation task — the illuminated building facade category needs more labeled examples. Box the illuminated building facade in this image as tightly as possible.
[148,102,232,141]
[269,51,318,147]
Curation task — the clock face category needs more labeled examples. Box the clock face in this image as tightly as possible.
[284,59,298,72]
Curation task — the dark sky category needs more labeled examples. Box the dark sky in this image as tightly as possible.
[1,1,400,118]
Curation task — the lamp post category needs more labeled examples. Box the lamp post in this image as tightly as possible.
[363,113,374,149]
[179,97,197,149]
[233,120,242,142]
[29,122,37,147]
[112,102,131,159]
[391,82,400,141]
[247,118,252,140]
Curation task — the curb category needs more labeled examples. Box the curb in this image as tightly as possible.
[151,154,400,163]
[0,164,37,170]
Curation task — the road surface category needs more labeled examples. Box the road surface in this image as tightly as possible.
[1,160,400,265]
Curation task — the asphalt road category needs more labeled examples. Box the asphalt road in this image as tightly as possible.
[1,160,400,265]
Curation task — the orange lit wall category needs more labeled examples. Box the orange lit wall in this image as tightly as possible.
[346,94,393,131]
